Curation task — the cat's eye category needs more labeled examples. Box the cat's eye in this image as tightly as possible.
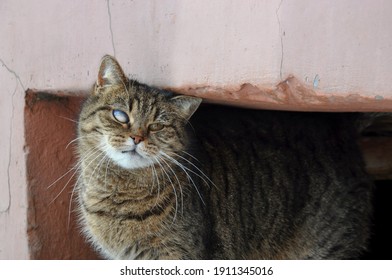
[149,123,164,132]
[112,109,129,123]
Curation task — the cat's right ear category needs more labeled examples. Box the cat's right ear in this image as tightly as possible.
[96,55,127,89]
[171,95,202,120]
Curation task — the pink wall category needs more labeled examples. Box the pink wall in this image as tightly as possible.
[1,0,392,258]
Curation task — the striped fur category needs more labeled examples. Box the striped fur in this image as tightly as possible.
[76,55,373,259]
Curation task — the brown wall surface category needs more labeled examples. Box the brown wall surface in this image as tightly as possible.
[24,91,99,259]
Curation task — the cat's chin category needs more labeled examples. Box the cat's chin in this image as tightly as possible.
[107,148,153,170]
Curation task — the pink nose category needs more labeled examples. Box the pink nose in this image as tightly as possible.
[131,135,144,144]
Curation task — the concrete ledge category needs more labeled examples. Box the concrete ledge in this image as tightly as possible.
[168,76,392,112]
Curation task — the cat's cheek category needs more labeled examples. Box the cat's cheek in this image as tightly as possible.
[149,134,181,154]
[135,142,157,160]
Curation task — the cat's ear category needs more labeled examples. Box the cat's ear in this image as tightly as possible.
[171,95,202,120]
[96,55,127,88]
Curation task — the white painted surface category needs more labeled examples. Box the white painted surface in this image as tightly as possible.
[280,0,392,95]
[1,0,392,258]
[0,63,28,259]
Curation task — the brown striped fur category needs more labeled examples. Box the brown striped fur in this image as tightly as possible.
[76,55,373,259]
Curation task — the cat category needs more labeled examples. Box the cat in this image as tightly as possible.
[76,55,373,259]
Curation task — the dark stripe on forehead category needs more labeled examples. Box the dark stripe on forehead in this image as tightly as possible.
[146,98,159,120]
[133,91,141,106]
[152,106,160,121]
[128,96,133,111]
[139,94,150,114]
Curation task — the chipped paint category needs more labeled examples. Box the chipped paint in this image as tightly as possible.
[167,75,392,112]
[313,74,320,89]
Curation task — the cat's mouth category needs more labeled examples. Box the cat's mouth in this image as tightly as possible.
[121,149,138,156]
[107,146,151,170]
[121,149,147,159]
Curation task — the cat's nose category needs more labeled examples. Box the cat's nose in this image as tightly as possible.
[131,135,144,144]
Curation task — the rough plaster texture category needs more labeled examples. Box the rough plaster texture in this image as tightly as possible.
[0,63,28,259]
[1,0,392,258]
[24,92,99,259]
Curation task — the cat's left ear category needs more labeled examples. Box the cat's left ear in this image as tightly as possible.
[171,95,202,120]
[96,55,127,88]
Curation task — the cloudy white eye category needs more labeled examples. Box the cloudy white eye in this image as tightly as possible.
[112,109,129,123]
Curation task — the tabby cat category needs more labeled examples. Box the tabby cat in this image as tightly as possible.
[76,55,373,259]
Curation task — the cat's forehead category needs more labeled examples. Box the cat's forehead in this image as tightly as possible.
[103,84,157,105]
[95,80,176,121]
[131,90,171,119]
[108,85,172,119]
[130,86,166,109]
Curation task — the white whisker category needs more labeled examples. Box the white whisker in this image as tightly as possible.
[66,135,95,150]
[87,150,109,186]
[66,148,110,226]
[177,155,215,187]
[67,179,78,230]
[57,115,79,124]
[159,151,206,206]
[50,146,105,205]
[156,155,184,215]
[104,156,111,189]
[148,160,157,194]
[151,159,162,207]
[47,165,78,190]
[154,156,178,224]
[181,150,201,163]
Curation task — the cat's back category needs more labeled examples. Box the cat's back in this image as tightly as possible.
[190,106,362,164]
[188,106,373,259]
[191,105,358,141]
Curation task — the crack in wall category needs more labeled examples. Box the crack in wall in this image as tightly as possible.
[0,59,26,213]
[276,0,284,80]
[106,0,117,57]
[0,59,26,91]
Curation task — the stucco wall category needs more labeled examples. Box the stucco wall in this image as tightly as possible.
[1,0,392,259]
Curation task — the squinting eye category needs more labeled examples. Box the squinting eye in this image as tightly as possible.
[149,123,164,131]
[112,109,129,123]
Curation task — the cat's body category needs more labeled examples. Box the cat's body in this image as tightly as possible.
[76,55,373,259]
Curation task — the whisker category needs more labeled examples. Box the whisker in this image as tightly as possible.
[47,144,102,191]
[49,167,79,205]
[47,165,79,190]
[165,151,216,188]
[49,147,105,205]
[156,155,184,215]
[160,152,206,206]
[154,156,178,224]
[180,150,201,163]
[57,115,79,124]
[65,135,96,150]
[65,148,110,224]
[148,159,157,194]
[87,150,109,186]
[104,156,111,189]
[67,178,79,230]
[151,158,162,207]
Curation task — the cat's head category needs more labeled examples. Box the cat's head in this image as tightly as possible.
[78,55,202,170]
